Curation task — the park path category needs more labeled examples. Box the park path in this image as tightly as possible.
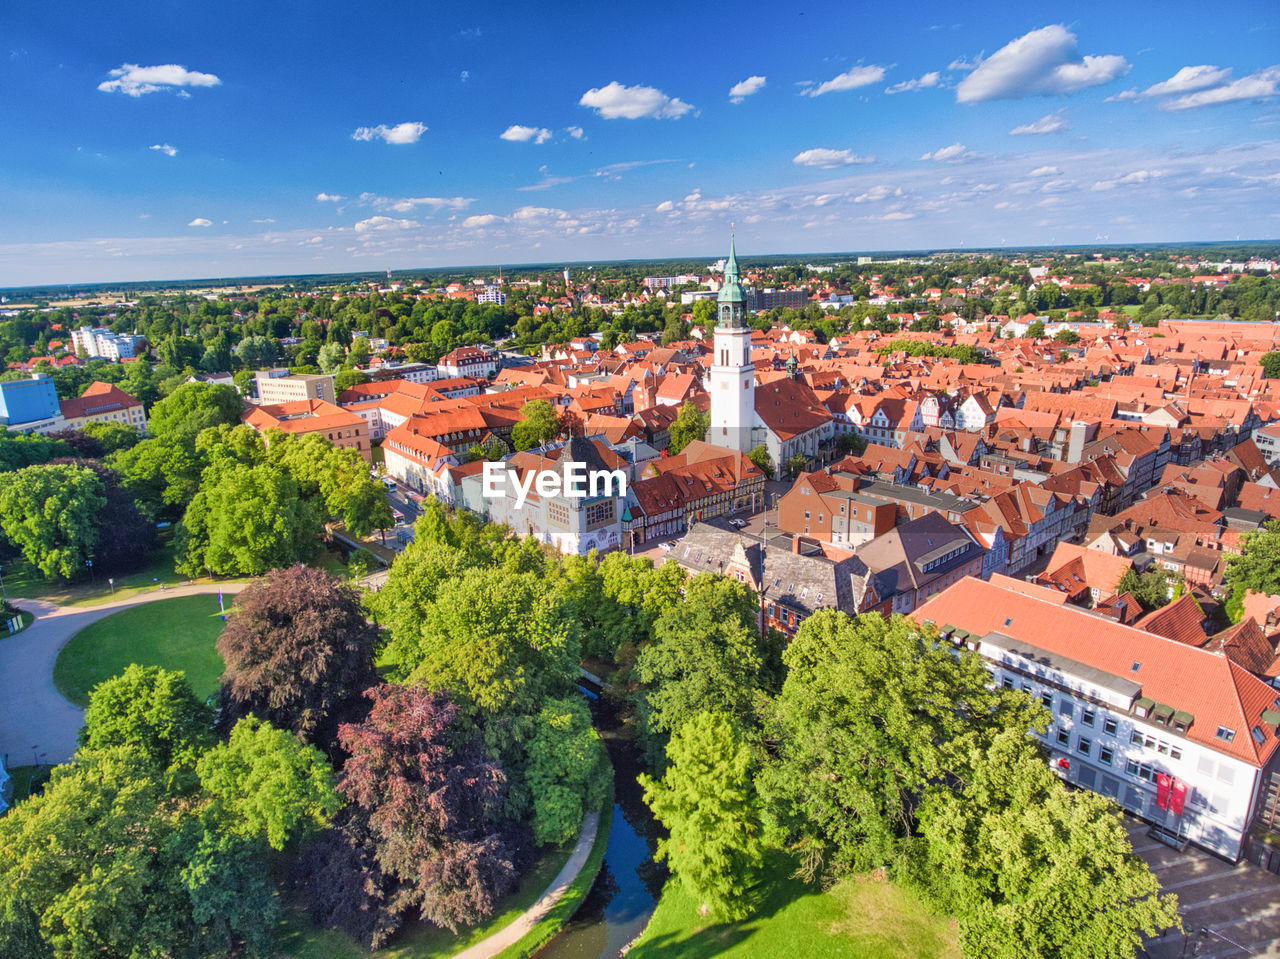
[0,582,248,768]
[451,811,600,959]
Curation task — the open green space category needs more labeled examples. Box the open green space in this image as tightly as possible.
[52,595,229,707]
[278,839,578,959]
[628,853,959,959]
[0,533,190,608]
[5,764,54,803]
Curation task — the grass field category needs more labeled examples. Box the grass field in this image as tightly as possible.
[278,840,577,959]
[628,853,959,959]
[1,534,189,608]
[52,595,229,707]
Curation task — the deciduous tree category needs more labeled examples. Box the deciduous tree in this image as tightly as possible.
[511,399,561,451]
[217,565,379,744]
[79,664,214,774]
[668,400,708,455]
[0,463,104,579]
[639,712,764,921]
[338,685,522,934]
[147,382,243,439]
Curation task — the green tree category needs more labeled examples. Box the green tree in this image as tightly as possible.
[784,452,808,477]
[638,712,765,921]
[0,463,105,579]
[333,368,372,393]
[668,400,708,455]
[79,420,141,455]
[760,610,1043,878]
[177,463,322,576]
[636,573,777,765]
[1116,567,1172,611]
[197,716,340,851]
[109,433,205,522]
[318,341,347,373]
[511,399,561,451]
[1260,351,1280,379]
[913,729,1179,958]
[747,444,774,476]
[1026,320,1046,338]
[1054,328,1080,345]
[147,382,243,439]
[79,664,214,774]
[234,335,277,369]
[1226,521,1280,597]
[524,697,608,845]
[400,567,579,730]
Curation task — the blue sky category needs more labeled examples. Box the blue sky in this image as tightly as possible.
[2,0,1278,285]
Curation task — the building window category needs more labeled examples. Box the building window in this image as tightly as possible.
[1130,730,1143,746]
[1081,709,1095,727]
[1099,746,1114,765]
[1059,701,1072,719]
[1077,737,1091,756]
[1126,759,1140,777]
[1040,692,1053,709]
[1057,729,1070,745]
[1103,717,1118,735]
[1001,676,1014,690]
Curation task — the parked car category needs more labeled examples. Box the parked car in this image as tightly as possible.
[392,509,405,522]
[729,518,747,529]
[661,541,677,551]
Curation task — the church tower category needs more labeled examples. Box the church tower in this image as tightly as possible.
[707,236,755,452]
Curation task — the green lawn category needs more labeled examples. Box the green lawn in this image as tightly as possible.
[1,534,188,608]
[628,853,960,959]
[5,764,54,804]
[52,595,229,707]
[278,840,577,959]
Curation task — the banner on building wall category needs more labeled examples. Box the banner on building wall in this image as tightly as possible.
[1170,779,1188,815]
[1156,773,1172,810]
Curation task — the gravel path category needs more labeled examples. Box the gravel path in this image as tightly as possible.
[0,583,248,767]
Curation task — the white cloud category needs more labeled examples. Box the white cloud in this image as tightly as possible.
[149,143,177,157]
[462,213,502,228]
[500,124,552,143]
[358,193,473,213]
[1159,66,1280,111]
[729,75,767,103]
[315,192,346,203]
[955,26,1129,103]
[98,63,221,96]
[1091,170,1163,191]
[511,206,566,221]
[886,71,941,94]
[1009,112,1069,135]
[881,211,916,221]
[353,216,419,232]
[793,148,875,169]
[579,81,694,119]
[187,217,212,227]
[853,185,899,203]
[1143,65,1233,97]
[252,218,275,224]
[804,64,886,97]
[949,56,981,72]
[1029,165,1061,176]
[920,142,975,162]
[655,200,675,213]
[566,126,585,139]
[351,122,428,145]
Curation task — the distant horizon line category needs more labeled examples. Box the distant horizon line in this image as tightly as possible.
[4,238,1277,297]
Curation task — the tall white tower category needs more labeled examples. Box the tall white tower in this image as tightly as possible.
[707,236,755,452]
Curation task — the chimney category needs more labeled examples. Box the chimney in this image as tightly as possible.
[792,534,803,555]
[1067,420,1088,464]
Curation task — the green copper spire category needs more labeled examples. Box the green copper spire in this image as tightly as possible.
[716,233,746,325]
[725,233,740,282]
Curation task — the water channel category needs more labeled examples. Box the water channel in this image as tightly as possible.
[535,695,665,959]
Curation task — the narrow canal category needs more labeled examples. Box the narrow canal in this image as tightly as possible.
[535,694,664,958]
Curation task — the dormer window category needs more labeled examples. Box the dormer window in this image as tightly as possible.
[1215,726,1235,743]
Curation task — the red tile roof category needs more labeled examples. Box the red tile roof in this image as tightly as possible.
[915,576,1280,767]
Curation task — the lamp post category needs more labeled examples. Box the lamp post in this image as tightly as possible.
[85,559,94,584]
